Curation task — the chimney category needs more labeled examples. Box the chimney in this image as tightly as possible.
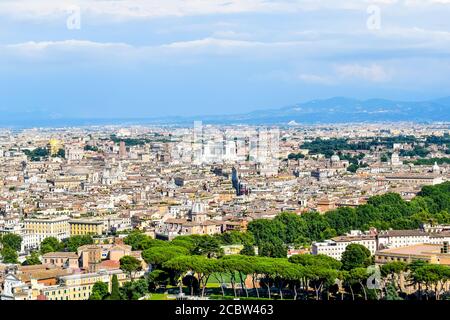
[442,241,449,254]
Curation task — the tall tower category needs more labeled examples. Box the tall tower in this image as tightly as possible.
[390,152,401,166]
[119,141,127,158]
[231,167,240,195]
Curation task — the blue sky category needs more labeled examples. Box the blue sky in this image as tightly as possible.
[1,0,450,119]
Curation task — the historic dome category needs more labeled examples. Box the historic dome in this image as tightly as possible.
[433,161,440,173]
[191,201,206,214]
[331,155,340,162]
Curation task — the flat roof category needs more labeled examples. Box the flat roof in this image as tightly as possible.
[69,220,103,225]
[376,243,443,256]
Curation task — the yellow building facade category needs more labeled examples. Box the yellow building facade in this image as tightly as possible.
[42,270,128,300]
[69,220,104,236]
[23,216,70,241]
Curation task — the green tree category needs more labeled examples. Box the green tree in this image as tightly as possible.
[247,219,286,246]
[1,246,19,263]
[251,257,277,299]
[56,148,65,158]
[301,212,330,242]
[163,255,194,294]
[124,231,149,250]
[147,269,170,292]
[273,212,308,244]
[120,279,149,300]
[341,244,372,271]
[120,255,142,281]
[349,267,369,300]
[410,264,450,300]
[63,235,93,252]
[289,254,342,270]
[240,243,255,256]
[1,233,22,252]
[89,292,103,300]
[142,245,189,269]
[163,255,215,297]
[22,251,42,266]
[110,274,121,300]
[306,265,339,300]
[385,282,403,300]
[259,242,287,258]
[191,235,224,258]
[218,255,255,298]
[170,237,197,251]
[216,231,254,246]
[380,261,407,293]
[90,281,109,300]
[40,237,63,254]
[325,207,358,235]
[24,147,49,161]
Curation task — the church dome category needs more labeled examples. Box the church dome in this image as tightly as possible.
[191,201,205,214]
[331,155,340,162]
[433,162,440,172]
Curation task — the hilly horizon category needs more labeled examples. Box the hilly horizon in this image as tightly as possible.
[217,96,450,125]
[1,96,450,128]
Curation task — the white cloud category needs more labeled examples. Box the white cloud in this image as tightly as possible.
[0,38,313,66]
[7,39,132,50]
[298,73,335,85]
[0,0,307,21]
[0,0,448,23]
[161,37,305,50]
[335,64,391,82]
[7,0,448,21]
[211,30,252,40]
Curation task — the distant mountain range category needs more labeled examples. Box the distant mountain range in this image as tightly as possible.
[199,96,450,125]
[1,97,450,128]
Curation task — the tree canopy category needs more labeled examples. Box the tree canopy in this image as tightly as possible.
[341,244,372,271]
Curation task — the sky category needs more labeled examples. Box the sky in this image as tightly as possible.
[1,0,450,120]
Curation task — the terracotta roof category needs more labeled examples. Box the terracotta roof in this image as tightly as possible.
[43,252,78,259]
[98,260,120,270]
[109,244,132,251]
[18,268,73,283]
[376,243,443,256]
[379,230,428,237]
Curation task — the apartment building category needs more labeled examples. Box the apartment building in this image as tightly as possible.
[384,174,444,186]
[23,216,70,247]
[41,269,128,301]
[42,252,79,269]
[312,231,377,260]
[378,229,450,249]
[69,219,104,236]
[375,243,450,265]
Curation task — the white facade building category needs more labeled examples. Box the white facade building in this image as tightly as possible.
[378,229,450,249]
[312,232,377,261]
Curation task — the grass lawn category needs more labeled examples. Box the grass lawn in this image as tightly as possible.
[207,272,242,284]
[147,293,174,300]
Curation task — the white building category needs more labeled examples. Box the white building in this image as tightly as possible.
[312,231,377,261]
[390,152,402,166]
[0,274,33,300]
[0,221,41,253]
[378,229,450,249]
[66,147,84,162]
[23,216,71,250]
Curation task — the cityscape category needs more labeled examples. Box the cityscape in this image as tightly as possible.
[0,122,450,301]
[1,0,450,309]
